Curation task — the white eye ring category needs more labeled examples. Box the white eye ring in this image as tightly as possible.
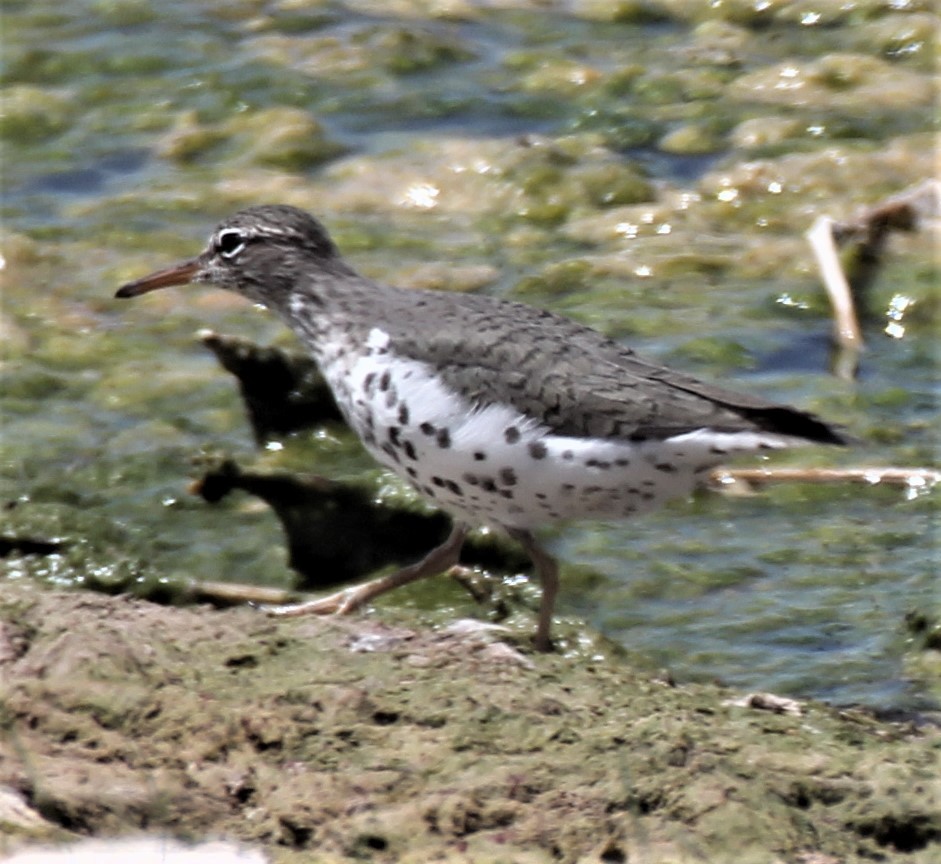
[216,229,246,259]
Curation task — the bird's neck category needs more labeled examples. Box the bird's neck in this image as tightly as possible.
[268,261,379,354]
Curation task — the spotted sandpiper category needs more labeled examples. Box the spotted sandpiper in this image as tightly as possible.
[117,204,847,651]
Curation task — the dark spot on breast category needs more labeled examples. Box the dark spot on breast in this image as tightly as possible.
[709,446,728,455]
[499,489,514,499]
[615,458,630,467]
[655,462,677,473]
[379,371,391,392]
[388,426,401,446]
[422,485,436,498]
[562,450,574,461]
[504,426,520,444]
[420,422,436,436]
[404,441,417,461]
[406,466,418,478]
[499,467,517,486]
[432,476,445,487]
[473,451,486,461]
[380,443,401,464]
[462,473,479,486]
[445,480,462,496]
[398,404,410,425]
[481,478,497,493]
[528,441,548,460]
[363,372,376,394]
[436,428,451,449]
[385,390,397,408]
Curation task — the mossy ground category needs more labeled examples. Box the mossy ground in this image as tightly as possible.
[2,581,938,862]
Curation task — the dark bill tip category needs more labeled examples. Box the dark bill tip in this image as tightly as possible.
[115,258,200,299]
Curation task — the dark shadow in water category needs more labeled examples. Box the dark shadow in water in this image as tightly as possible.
[24,149,150,196]
[751,326,837,376]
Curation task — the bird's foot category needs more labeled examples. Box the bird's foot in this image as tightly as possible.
[262,525,470,621]
[260,585,368,618]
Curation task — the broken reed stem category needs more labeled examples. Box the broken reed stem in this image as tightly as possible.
[807,179,939,380]
[806,214,863,381]
[713,466,940,488]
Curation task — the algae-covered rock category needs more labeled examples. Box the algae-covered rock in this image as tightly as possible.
[1,582,938,862]
[659,122,723,156]
[0,85,74,142]
[248,20,475,80]
[729,53,934,110]
[728,115,803,151]
[158,107,346,171]
[228,106,347,171]
[156,110,228,163]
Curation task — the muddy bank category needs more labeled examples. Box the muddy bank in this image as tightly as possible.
[1,580,938,863]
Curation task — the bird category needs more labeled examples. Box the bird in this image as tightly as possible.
[116,204,848,651]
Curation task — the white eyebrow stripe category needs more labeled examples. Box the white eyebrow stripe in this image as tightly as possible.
[213,223,300,245]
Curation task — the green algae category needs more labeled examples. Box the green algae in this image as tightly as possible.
[157,107,347,170]
[728,53,935,112]
[1,0,937,727]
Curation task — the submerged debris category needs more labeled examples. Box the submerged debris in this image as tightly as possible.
[807,179,940,378]
[190,458,529,598]
[198,330,343,444]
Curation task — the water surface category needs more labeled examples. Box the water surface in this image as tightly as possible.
[2,0,937,710]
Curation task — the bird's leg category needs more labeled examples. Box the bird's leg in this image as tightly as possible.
[506,527,559,653]
[264,522,469,618]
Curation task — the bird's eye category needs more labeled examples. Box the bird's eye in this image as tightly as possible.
[216,229,246,259]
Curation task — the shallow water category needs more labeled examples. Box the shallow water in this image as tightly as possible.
[2,0,937,710]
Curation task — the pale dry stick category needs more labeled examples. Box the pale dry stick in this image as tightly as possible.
[806,214,862,381]
[188,580,300,607]
[807,179,940,380]
[713,466,940,489]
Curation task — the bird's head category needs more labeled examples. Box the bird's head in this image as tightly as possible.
[115,205,343,307]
